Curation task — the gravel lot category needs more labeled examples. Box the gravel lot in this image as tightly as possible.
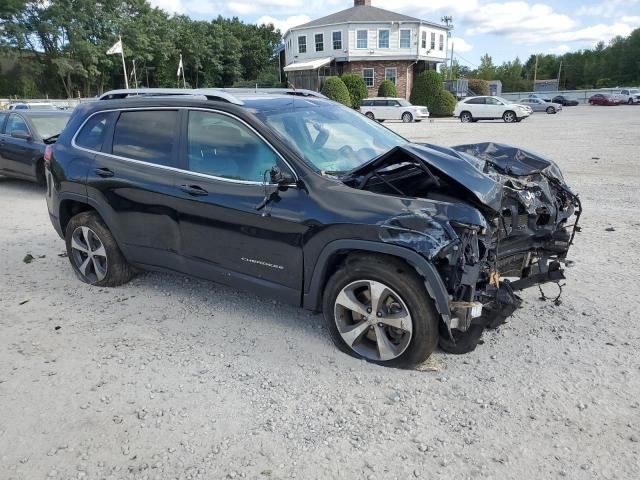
[1,106,639,480]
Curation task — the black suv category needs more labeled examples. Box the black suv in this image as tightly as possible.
[45,89,581,368]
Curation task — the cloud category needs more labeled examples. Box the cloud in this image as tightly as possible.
[545,44,571,55]
[577,0,639,19]
[148,0,185,14]
[451,37,473,53]
[258,15,312,33]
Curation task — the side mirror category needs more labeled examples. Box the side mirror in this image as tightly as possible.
[269,165,295,186]
[11,130,32,141]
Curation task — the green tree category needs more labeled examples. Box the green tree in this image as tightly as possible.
[431,89,456,116]
[410,70,441,109]
[321,76,351,106]
[340,73,368,108]
[377,79,397,97]
[467,79,489,95]
[476,54,497,80]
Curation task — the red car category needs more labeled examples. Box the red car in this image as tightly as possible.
[588,93,619,106]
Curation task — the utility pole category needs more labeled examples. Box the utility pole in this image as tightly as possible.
[533,54,538,91]
[132,59,138,89]
[556,59,563,90]
[449,42,455,80]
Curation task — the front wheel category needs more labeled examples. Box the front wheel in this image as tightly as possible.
[503,110,516,123]
[546,106,556,114]
[401,112,413,123]
[364,111,375,120]
[65,211,135,287]
[322,255,439,368]
[460,111,473,123]
[628,98,633,105]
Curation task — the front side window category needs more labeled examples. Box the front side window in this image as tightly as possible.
[298,35,307,54]
[5,114,29,135]
[187,111,284,182]
[315,33,324,52]
[362,68,374,87]
[332,31,342,50]
[112,110,178,166]
[400,29,411,48]
[378,29,389,49]
[30,114,69,139]
[384,68,397,85]
[466,98,485,105]
[0,113,7,133]
[421,31,427,49]
[430,32,436,50]
[75,112,112,151]
[439,34,444,51]
[357,30,368,49]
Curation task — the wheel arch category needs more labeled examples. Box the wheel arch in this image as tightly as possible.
[303,240,452,329]
[58,196,126,250]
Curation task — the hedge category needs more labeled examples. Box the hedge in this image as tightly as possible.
[468,78,489,96]
[377,80,398,97]
[340,73,368,108]
[321,77,351,107]
[430,89,457,116]
[410,70,442,109]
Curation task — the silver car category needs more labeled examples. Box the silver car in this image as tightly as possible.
[360,97,429,123]
[518,98,563,114]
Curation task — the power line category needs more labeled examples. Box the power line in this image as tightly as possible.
[453,52,479,69]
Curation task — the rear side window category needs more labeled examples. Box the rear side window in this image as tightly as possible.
[75,112,112,151]
[361,100,373,107]
[466,98,485,105]
[112,110,178,166]
[5,114,29,135]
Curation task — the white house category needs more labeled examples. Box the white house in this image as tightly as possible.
[282,0,451,99]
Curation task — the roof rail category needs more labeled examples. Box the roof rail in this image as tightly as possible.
[98,88,244,105]
[219,87,327,99]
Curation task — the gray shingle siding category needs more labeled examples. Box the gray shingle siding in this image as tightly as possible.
[292,6,424,30]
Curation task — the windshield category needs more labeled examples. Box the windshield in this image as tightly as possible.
[495,97,514,104]
[30,114,70,139]
[256,104,408,174]
[398,99,412,107]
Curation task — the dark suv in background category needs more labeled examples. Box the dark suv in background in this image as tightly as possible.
[45,88,581,368]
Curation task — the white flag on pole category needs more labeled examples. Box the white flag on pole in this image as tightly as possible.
[106,40,123,55]
[177,55,184,77]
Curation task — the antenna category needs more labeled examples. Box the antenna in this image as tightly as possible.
[441,16,453,28]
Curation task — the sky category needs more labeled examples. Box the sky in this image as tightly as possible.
[148,0,640,67]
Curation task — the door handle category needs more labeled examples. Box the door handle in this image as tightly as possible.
[180,184,208,196]
[94,167,114,178]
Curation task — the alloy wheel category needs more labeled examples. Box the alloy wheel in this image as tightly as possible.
[503,111,515,123]
[333,280,413,361]
[402,113,413,123]
[460,112,472,123]
[70,226,108,283]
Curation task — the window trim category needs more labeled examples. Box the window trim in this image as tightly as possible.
[362,68,375,88]
[71,107,298,186]
[298,35,307,54]
[384,67,397,85]
[399,29,411,49]
[356,29,368,49]
[332,30,342,50]
[377,28,390,49]
[430,32,436,50]
[421,31,427,49]
[439,33,444,51]
[314,32,324,52]
[4,113,32,137]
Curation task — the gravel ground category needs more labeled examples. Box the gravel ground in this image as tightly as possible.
[1,106,639,480]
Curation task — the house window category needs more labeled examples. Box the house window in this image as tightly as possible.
[378,29,389,49]
[357,30,368,49]
[384,68,397,85]
[332,31,342,50]
[439,34,444,51]
[362,68,374,87]
[430,32,436,50]
[315,33,324,52]
[421,31,427,49]
[400,29,411,48]
[298,35,306,54]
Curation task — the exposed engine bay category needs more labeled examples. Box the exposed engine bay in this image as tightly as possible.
[340,142,582,336]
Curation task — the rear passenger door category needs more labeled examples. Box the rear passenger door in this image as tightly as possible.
[85,108,184,267]
[171,109,306,303]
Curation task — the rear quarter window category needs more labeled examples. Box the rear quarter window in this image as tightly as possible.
[112,110,178,166]
[75,112,113,151]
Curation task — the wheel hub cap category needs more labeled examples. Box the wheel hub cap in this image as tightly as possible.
[334,280,413,361]
[70,226,108,282]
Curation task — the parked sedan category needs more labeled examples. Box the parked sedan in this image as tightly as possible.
[528,93,552,102]
[552,95,579,106]
[518,98,563,114]
[0,110,71,185]
[588,94,619,106]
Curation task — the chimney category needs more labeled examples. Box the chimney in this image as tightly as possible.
[354,0,371,6]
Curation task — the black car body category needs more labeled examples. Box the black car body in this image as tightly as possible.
[0,110,71,184]
[45,92,581,366]
[552,96,579,106]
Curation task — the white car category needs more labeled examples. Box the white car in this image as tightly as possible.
[618,89,640,104]
[9,102,59,110]
[360,97,429,123]
[454,96,531,123]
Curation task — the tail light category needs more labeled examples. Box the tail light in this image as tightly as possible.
[44,145,53,167]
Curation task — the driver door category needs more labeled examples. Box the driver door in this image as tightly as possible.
[1,113,34,177]
[172,109,308,304]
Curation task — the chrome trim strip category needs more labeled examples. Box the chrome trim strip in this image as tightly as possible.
[70,106,298,186]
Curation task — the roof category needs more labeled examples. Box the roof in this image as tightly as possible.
[283,57,333,72]
[290,5,446,31]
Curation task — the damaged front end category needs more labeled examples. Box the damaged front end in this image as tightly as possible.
[341,142,582,334]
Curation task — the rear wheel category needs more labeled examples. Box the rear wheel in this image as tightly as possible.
[502,110,516,123]
[401,112,413,123]
[322,255,439,368]
[628,98,634,105]
[365,111,375,120]
[460,111,473,123]
[546,106,556,114]
[65,211,135,287]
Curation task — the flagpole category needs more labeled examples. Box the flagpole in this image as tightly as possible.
[179,54,186,88]
[120,36,129,89]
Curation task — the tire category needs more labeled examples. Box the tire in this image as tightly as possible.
[546,106,555,114]
[628,98,633,105]
[365,111,375,120]
[401,112,413,123]
[460,111,473,123]
[322,254,439,368]
[65,211,135,287]
[502,110,516,123]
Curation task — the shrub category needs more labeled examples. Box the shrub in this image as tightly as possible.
[410,70,442,109]
[340,73,368,108]
[377,79,398,97]
[467,78,489,96]
[430,89,457,116]
[321,76,351,106]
